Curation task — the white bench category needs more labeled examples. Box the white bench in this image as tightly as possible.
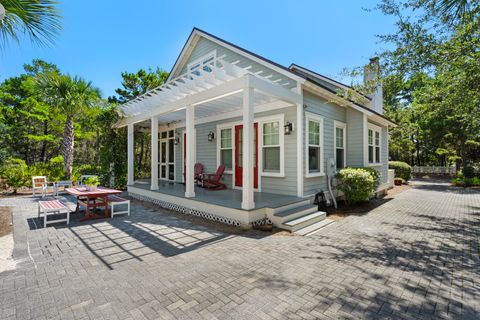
[38,200,70,228]
[108,195,130,218]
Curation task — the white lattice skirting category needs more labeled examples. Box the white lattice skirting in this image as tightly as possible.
[128,192,267,228]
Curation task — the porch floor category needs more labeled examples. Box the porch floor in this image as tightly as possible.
[131,180,305,210]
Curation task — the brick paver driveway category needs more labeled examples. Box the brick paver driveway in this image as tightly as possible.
[0,179,479,319]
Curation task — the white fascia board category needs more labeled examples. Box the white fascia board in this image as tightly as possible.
[369,114,396,127]
[116,76,246,127]
[170,29,306,85]
[303,81,374,117]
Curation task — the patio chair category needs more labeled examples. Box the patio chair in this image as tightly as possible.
[183,163,204,185]
[32,176,54,197]
[199,165,226,190]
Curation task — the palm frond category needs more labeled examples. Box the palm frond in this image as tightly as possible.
[0,0,62,48]
[434,0,478,24]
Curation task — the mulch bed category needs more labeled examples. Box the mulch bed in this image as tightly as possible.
[328,184,411,221]
[0,206,13,237]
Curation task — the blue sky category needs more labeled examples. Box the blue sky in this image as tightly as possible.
[0,0,397,98]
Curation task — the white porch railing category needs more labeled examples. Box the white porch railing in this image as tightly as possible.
[412,166,456,175]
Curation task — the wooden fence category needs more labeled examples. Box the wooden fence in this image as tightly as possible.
[412,166,456,175]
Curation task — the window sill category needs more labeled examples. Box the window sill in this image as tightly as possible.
[305,172,325,178]
[261,172,284,178]
[367,163,383,167]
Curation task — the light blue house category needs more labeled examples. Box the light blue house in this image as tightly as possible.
[117,28,395,234]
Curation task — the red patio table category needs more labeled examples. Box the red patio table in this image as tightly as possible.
[65,187,122,221]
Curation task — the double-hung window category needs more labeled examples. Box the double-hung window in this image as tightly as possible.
[219,128,232,171]
[188,51,216,76]
[306,113,324,176]
[262,121,280,173]
[334,121,346,170]
[367,124,381,164]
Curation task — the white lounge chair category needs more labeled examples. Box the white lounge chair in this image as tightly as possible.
[32,176,54,197]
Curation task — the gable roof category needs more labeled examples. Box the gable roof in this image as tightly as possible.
[167,27,306,83]
[165,28,395,125]
[289,63,372,101]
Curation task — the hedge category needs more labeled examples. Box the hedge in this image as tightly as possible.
[389,161,412,181]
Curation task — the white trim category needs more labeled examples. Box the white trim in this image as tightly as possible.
[305,112,325,178]
[259,116,285,177]
[216,125,234,174]
[187,50,217,74]
[158,128,176,182]
[333,120,347,170]
[215,113,285,189]
[181,129,197,183]
[366,122,382,165]
[296,83,304,197]
[168,29,305,84]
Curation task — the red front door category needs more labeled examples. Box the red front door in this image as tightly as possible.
[235,123,258,188]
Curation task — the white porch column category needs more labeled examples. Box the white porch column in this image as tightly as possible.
[185,105,195,198]
[127,123,134,185]
[241,80,255,210]
[296,82,304,197]
[150,116,159,190]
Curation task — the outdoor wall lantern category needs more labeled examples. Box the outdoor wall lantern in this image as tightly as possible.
[174,131,180,145]
[207,131,215,142]
[284,122,293,135]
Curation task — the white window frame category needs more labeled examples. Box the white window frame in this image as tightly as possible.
[215,114,285,186]
[187,50,217,74]
[334,121,347,170]
[216,125,234,174]
[305,112,324,178]
[367,123,382,166]
[259,116,285,177]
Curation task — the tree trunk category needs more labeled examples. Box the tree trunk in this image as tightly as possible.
[62,116,75,179]
[40,120,48,162]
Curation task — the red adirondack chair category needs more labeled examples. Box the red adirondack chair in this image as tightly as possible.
[200,165,226,190]
[183,163,204,185]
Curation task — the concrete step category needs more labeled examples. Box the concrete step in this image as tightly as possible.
[272,199,311,215]
[274,204,317,221]
[294,218,335,236]
[282,211,327,232]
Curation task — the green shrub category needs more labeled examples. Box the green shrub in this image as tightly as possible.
[84,176,100,186]
[336,168,376,205]
[0,158,28,193]
[361,167,380,189]
[389,161,412,181]
[463,166,476,179]
[451,176,480,187]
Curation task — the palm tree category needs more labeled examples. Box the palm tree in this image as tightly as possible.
[433,0,479,24]
[37,72,100,178]
[0,0,61,47]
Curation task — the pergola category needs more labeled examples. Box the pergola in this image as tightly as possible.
[117,56,304,210]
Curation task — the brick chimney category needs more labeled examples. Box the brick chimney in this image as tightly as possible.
[364,57,383,114]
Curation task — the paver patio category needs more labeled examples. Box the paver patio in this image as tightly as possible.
[0,179,479,319]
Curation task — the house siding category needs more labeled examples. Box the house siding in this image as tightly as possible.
[175,106,297,196]
[346,108,365,167]
[176,37,297,90]
[303,91,347,196]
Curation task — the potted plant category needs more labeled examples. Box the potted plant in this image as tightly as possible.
[394,177,404,186]
[84,176,100,191]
